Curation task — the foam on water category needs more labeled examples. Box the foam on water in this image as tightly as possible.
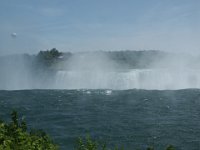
[105,90,112,95]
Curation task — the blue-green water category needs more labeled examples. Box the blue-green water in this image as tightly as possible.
[0,89,200,150]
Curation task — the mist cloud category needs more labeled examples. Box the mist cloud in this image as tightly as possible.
[1,51,200,90]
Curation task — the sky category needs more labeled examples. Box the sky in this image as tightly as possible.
[0,0,200,55]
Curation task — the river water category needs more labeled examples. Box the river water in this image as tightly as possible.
[0,89,200,149]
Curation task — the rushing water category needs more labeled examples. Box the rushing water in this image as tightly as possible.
[0,89,200,150]
[2,69,200,90]
[54,69,200,90]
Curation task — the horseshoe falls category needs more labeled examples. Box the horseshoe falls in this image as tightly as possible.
[54,69,200,90]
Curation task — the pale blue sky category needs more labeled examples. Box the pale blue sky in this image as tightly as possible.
[0,0,200,55]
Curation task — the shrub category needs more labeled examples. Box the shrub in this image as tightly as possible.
[75,136,124,150]
[75,136,176,150]
[0,111,58,150]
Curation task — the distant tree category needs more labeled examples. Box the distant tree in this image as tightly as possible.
[38,48,62,60]
[37,48,62,67]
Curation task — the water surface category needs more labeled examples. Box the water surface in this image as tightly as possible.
[0,89,200,149]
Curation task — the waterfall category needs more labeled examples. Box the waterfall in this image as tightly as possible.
[54,69,200,90]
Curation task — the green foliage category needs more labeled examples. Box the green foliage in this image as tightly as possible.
[0,111,58,150]
[166,145,176,150]
[75,136,176,150]
[146,146,154,150]
[37,48,63,67]
[38,48,62,60]
[75,136,125,150]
